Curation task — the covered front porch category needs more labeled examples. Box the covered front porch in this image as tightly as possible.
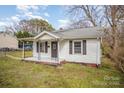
[23,57,60,64]
[18,31,61,64]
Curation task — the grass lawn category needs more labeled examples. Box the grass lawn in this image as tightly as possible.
[6,50,32,58]
[0,51,124,88]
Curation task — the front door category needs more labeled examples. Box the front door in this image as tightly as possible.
[51,41,58,58]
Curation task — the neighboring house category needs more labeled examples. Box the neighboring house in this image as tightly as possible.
[20,27,103,66]
[0,32,18,49]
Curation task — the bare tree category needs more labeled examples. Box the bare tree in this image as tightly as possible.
[67,20,91,29]
[67,5,105,27]
[104,6,124,64]
[67,5,124,72]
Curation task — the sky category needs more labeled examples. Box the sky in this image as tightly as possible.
[0,5,70,31]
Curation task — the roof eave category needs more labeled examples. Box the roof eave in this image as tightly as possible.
[61,37,99,40]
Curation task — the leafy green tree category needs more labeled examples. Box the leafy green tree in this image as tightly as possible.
[16,31,33,38]
[18,19,55,35]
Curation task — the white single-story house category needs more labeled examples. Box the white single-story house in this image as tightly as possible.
[0,32,18,49]
[19,27,103,66]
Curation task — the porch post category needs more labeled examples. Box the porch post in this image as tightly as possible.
[57,40,60,64]
[22,41,25,59]
[38,41,40,60]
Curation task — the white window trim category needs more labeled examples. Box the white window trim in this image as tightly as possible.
[73,40,82,54]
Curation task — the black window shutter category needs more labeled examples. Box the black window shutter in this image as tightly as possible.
[40,43,42,52]
[83,40,87,55]
[45,41,48,53]
[36,42,39,52]
[69,41,72,54]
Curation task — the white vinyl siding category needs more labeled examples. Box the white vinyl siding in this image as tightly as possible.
[33,39,101,64]
[59,39,101,64]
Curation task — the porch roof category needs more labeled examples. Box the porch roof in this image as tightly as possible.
[34,31,60,39]
[18,37,34,41]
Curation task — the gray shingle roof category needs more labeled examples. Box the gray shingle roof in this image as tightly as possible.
[50,27,104,39]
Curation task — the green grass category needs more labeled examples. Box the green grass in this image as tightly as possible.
[0,51,124,88]
[6,50,32,58]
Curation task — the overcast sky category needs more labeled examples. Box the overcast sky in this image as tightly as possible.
[0,5,70,31]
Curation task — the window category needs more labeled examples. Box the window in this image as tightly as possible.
[69,41,72,54]
[83,40,87,55]
[53,43,57,50]
[40,42,45,52]
[74,41,81,54]
[36,42,48,53]
[40,42,48,53]
[69,40,87,55]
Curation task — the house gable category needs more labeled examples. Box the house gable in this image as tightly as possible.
[34,31,60,40]
[39,33,57,40]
